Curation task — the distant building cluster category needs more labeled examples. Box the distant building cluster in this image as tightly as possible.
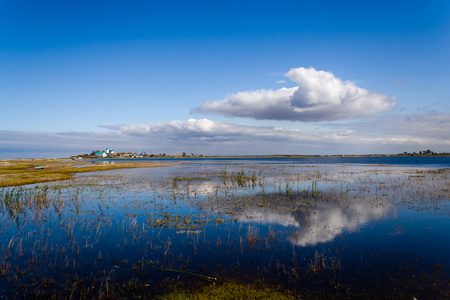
[72,148,203,159]
[94,147,115,158]
[400,150,446,156]
[71,147,116,159]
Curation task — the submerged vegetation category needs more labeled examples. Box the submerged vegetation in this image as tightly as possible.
[0,160,449,298]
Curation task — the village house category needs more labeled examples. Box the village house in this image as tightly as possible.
[94,147,116,158]
[95,151,107,158]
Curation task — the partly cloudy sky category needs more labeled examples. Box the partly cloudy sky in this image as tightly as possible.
[1,1,449,158]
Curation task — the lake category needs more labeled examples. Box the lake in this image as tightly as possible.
[1,157,449,298]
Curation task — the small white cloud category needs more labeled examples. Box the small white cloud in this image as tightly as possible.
[194,67,396,122]
[275,80,286,84]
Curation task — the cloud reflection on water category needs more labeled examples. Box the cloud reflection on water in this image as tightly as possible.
[236,198,391,247]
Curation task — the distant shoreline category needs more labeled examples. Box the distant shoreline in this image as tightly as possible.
[83,153,450,159]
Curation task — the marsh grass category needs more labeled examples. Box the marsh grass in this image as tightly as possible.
[0,159,166,187]
[158,280,296,300]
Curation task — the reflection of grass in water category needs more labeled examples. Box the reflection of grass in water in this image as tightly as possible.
[308,251,341,275]
[246,225,259,244]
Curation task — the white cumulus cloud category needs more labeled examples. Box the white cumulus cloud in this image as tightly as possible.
[194,67,396,121]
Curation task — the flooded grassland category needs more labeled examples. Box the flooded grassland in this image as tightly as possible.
[0,162,449,299]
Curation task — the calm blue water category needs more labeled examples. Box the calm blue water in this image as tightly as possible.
[1,158,449,298]
[95,156,450,168]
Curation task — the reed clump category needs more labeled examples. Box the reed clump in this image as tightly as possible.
[220,170,262,187]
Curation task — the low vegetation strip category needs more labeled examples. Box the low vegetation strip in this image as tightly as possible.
[158,281,296,300]
[0,159,165,187]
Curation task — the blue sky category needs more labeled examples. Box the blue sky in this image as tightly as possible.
[1,0,449,158]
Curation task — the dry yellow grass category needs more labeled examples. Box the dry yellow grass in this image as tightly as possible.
[159,281,297,300]
[0,159,166,187]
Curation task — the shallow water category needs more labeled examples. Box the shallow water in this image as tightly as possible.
[0,160,449,298]
[95,155,450,168]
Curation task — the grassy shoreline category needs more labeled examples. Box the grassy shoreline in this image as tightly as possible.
[0,159,167,187]
[2,154,448,187]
